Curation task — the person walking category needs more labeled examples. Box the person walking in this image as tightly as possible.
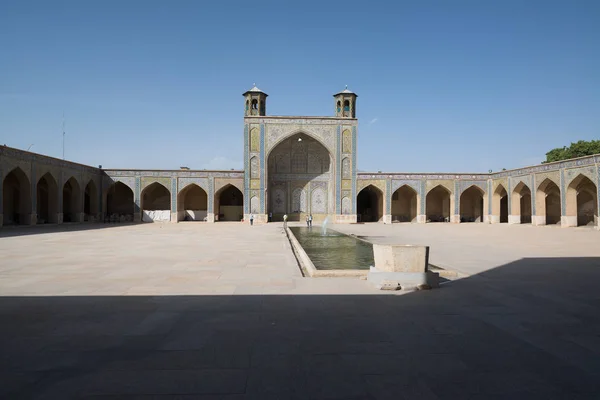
[309,214,313,227]
[283,214,288,228]
[250,214,254,226]
[268,212,272,223]
[306,214,310,227]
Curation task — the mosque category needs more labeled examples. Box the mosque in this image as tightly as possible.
[1,86,599,229]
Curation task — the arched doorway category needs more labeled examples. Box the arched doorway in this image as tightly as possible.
[62,177,82,223]
[177,184,208,221]
[2,167,31,225]
[536,179,561,225]
[426,185,451,222]
[460,186,484,222]
[492,185,508,223]
[106,182,135,222]
[266,133,332,222]
[511,182,532,224]
[357,185,383,222]
[391,185,417,222]
[566,174,598,227]
[37,172,59,224]
[84,180,99,221]
[215,184,243,221]
[141,182,171,222]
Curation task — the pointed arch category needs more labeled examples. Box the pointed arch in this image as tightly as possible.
[177,184,207,221]
[357,184,383,222]
[391,184,418,222]
[249,156,259,179]
[105,182,134,222]
[565,174,598,227]
[535,178,561,225]
[459,185,485,223]
[62,176,82,222]
[492,184,508,223]
[36,172,59,224]
[2,167,31,225]
[214,184,243,221]
[511,181,532,224]
[141,182,171,222]
[426,185,452,222]
[84,179,99,221]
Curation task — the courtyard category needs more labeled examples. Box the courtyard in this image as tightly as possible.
[1,223,600,398]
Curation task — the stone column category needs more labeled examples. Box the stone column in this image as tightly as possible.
[170,177,178,223]
[451,181,460,223]
[206,177,215,223]
[133,176,141,223]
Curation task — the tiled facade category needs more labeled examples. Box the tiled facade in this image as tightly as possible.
[1,87,599,228]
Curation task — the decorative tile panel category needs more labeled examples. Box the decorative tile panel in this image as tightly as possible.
[177,177,209,193]
[311,187,327,213]
[352,126,357,214]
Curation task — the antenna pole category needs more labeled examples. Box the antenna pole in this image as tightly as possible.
[62,112,65,160]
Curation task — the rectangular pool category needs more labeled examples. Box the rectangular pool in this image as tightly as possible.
[289,227,374,270]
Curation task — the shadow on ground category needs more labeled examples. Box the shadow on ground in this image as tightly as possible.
[2,258,600,399]
[0,222,140,238]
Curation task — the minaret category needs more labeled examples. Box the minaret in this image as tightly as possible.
[333,86,357,118]
[243,84,268,116]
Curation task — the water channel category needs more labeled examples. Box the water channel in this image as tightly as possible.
[289,226,374,270]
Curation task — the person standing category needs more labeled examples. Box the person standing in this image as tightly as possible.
[283,214,288,228]
[250,214,254,226]
[306,214,310,227]
[268,212,272,223]
[309,214,313,227]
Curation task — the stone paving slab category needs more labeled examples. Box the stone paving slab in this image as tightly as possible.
[1,223,600,398]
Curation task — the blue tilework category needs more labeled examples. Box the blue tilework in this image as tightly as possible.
[560,169,566,216]
[507,177,512,214]
[487,180,492,215]
[208,177,214,213]
[454,180,459,215]
[385,179,391,215]
[243,124,249,214]
[259,124,265,213]
[420,180,426,215]
[531,174,536,216]
[352,126,357,214]
[134,177,141,208]
[336,126,341,214]
[171,178,177,212]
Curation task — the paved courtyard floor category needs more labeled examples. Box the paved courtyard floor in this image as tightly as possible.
[1,222,600,398]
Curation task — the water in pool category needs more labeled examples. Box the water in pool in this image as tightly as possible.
[289,226,374,270]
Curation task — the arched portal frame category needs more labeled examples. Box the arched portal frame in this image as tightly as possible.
[459,185,486,223]
[565,174,598,227]
[390,185,418,222]
[84,180,99,221]
[425,185,453,223]
[357,185,383,222]
[141,182,171,222]
[215,184,243,221]
[105,182,135,222]
[510,181,532,224]
[492,184,509,223]
[535,178,561,226]
[2,167,32,226]
[177,184,208,222]
[36,172,59,224]
[265,132,334,222]
[62,176,82,223]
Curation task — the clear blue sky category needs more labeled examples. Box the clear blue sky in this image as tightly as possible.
[1,0,598,172]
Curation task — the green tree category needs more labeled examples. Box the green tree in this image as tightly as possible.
[543,140,600,163]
